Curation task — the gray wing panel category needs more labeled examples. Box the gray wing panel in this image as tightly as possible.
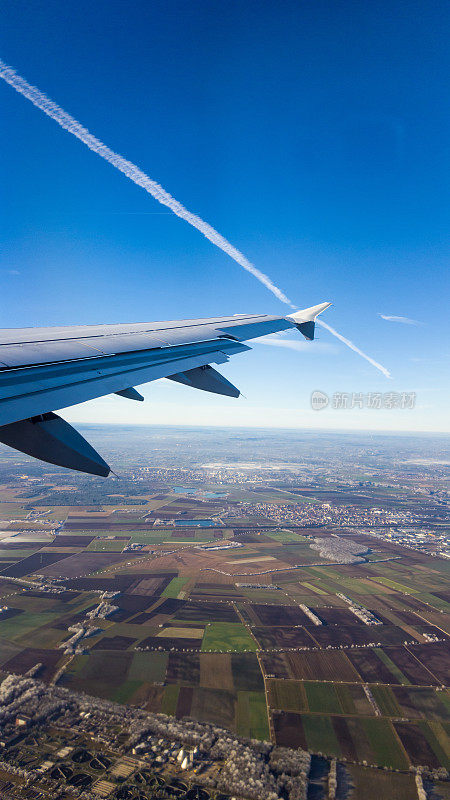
[0,317,255,344]
[0,338,250,426]
[0,313,294,426]
[0,334,167,366]
[0,314,293,367]
[217,318,292,340]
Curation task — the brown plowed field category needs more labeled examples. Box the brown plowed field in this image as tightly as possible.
[409,643,450,684]
[332,716,358,760]
[249,604,305,626]
[166,652,201,685]
[394,722,441,767]
[92,636,137,651]
[346,649,399,683]
[39,552,129,578]
[3,647,62,681]
[1,552,72,577]
[200,653,233,690]
[285,650,360,682]
[272,710,308,748]
[176,686,194,718]
[254,626,316,648]
[385,646,440,685]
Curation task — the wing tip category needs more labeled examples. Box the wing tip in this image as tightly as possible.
[287,301,332,324]
[286,302,332,341]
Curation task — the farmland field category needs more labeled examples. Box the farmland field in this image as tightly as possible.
[302,714,341,756]
[237,690,270,739]
[201,621,257,652]
[0,436,448,782]
[345,765,417,800]
[268,679,308,712]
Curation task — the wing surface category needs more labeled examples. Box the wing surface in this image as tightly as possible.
[0,304,331,474]
[0,314,293,427]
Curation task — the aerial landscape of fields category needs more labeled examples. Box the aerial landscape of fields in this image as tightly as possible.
[0,426,448,798]
[2,0,449,794]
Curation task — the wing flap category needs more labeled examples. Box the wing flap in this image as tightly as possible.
[168,365,240,397]
[115,387,144,401]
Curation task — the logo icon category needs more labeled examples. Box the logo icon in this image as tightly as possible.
[311,390,329,410]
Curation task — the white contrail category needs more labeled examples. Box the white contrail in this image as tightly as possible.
[0,59,291,306]
[379,314,421,326]
[0,59,390,377]
[253,332,337,354]
[317,318,391,378]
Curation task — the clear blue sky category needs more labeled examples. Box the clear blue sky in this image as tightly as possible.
[1,0,449,432]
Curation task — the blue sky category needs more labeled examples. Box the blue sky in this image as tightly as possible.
[1,0,449,432]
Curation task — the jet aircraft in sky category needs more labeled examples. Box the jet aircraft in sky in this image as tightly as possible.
[0,302,331,476]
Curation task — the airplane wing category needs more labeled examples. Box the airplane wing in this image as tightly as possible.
[0,302,331,476]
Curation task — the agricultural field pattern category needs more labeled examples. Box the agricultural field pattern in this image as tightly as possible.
[0,425,449,800]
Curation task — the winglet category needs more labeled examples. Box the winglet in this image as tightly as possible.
[286,302,332,341]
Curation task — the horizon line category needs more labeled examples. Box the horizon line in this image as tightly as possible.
[68,421,450,436]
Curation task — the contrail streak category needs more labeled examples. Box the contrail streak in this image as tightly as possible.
[317,319,391,378]
[0,59,390,377]
[379,313,421,326]
[0,59,291,306]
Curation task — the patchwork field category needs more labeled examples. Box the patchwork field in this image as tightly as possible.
[0,488,449,775]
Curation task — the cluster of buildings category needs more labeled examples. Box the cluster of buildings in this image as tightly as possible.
[224,499,420,529]
[336,594,382,626]
[363,527,450,558]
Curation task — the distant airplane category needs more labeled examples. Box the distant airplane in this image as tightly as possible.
[0,302,331,476]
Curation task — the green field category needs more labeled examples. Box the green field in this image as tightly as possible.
[0,547,41,558]
[201,622,257,652]
[305,682,343,714]
[125,531,172,544]
[300,581,328,595]
[303,682,374,716]
[0,608,69,643]
[265,530,309,543]
[161,684,180,715]
[335,683,374,716]
[128,652,168,682]
[420,721,450,769]
[87,538,127,551]
[371,685,402,716]
[368,576,420,594]
[269,679,307,712]
[237,691,270,739]
[162,576,191,598]
[302,714,341,756]
[361,718,409,769]
[112,679,143,703]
